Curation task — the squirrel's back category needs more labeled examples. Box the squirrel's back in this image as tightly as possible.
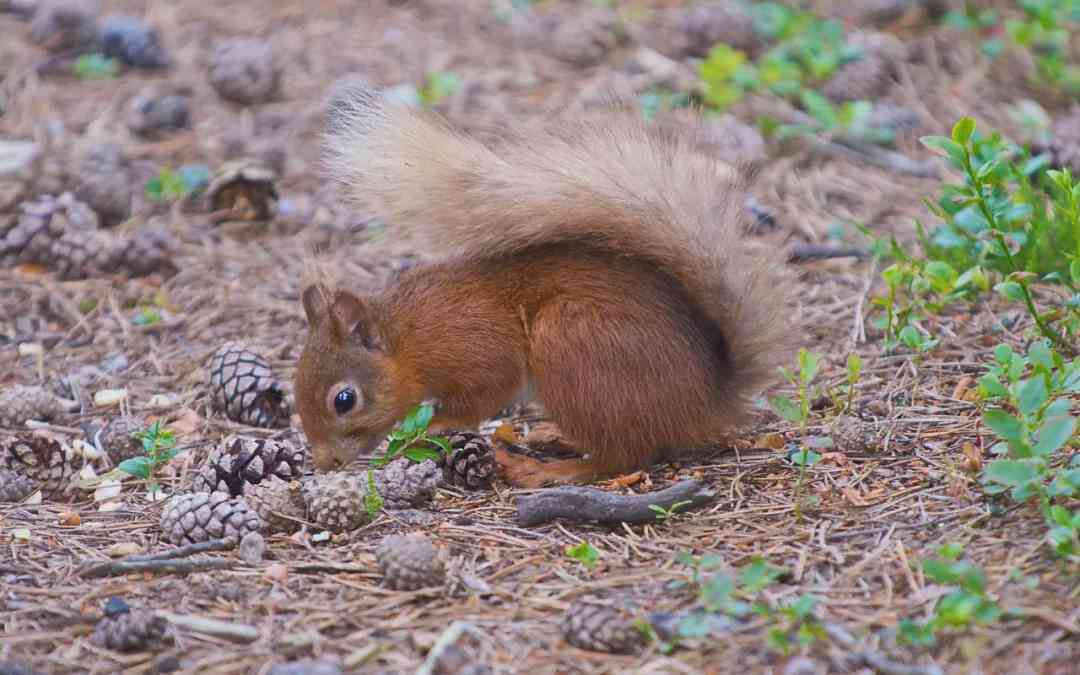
[321,85,792,437]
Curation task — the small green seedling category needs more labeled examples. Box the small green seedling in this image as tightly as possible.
[74,54,118,80]
[843,352,862,413]
[899,543,1005,647]
[565,540,600,569]
[769,348,823,518]
[649,499,692,523]
[117,420,181,498]
[419,71,461,107]
[372,402,451,466]
[145,165,210,203]
[364,469,383,521]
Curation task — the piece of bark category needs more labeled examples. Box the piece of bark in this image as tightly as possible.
[515,479,716,526]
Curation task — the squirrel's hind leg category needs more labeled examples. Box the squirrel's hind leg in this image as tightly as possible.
[494,445,610,487]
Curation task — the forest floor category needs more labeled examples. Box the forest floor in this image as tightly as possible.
[0,1,1077,674]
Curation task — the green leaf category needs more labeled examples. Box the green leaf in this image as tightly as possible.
[977,374,1009,399]
[791,449,822,467]
[1028,341,1054,372]
[983,409,1024,442]
[566,541,600,569]
[1017,377,1049,416]
[413,403,435,432]
[118,457,152,480]
[738,557,783,593]
[768,395,802,422]
[920,135,965,163]
[984,458,1041,487]
[924,260,958,292]
[994,281,1027,303]
[1033,415,1076,456]
[800,89,837,129]
[797,348,821,384]
[846,352,862,382]
[952,117,976,145]
[923,559,959,584]
[403,447,443,463]
[427,436,451,455]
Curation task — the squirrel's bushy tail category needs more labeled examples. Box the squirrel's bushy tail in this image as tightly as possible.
[323,85,791,400]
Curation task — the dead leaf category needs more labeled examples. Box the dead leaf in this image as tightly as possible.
[753,432,786,451]
[58,511,81,527]
[167,408,202,436]
[493,422,517,446]
[842,486,869,507]
[15,262,48,276]
[599,471,644,489]
[263,563,289,583]
[106,542,142,557]
[951,376,975,401]
[819,452,849,466]
[961,441,982,472]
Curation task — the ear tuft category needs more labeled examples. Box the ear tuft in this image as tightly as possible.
[301,284,332,326]
[331,290,384,351]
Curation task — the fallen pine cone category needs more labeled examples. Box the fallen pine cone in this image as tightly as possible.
[373,456,441,509]
[192,435,306,497]
[0,384,79,427]
[207,342,289,428]
[0,469,36,502]
[93,416,146,464]
[3,433,76,499]
[299,457,440,533]
[206,159,279,222]
[561,601,644,655]
[246,476,306,534]
[375,534,446,591]
[208,38,282,105]
[91,609,172,653]
[160,491,263,545]
[440,432,496,491]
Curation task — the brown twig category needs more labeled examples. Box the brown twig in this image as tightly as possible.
[78,557,235,579]
[788,244,869,263]
[515,479,717,526]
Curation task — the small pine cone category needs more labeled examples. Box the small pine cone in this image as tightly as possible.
[246,476,306,534]
[208,38,282,105]
[1,193,99,268]
[441,433,496,491]
[667,2,758,59]
[29,0,100,54]
[3,434,75,498]
[91,610,172,652]
[126,86,191,139]
[547,9,624,68]
[207,342,289,428]
[160,491,263,545]
[112,223,178,279]
[0,469,36,502]
[70,142,133,226]
[206,159,279,222]
[0,385,78,427]
[1047,106,1080,175]
[99,15,170,69]
[48,226,121,280]
[561,601,644,655]
[0,139,40,213]
[95,416,146,464]
[375,534,446,591]
[830,415,872,454]
[301,472,372,533]
[193,435,306,497]
[374,457,441,509]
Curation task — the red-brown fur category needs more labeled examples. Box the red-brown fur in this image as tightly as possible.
[294,85,793,487]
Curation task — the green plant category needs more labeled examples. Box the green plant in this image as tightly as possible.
[843,352,863,413]
[921,117,1078,350]
[766,94,896,147]
[899,543,1005,646]
[649,500,692,523]
[670,553,823,654]
[364,469,383,520]
[1006,0,1080,96]
[419,71,461,107]
[145,165,210,203]
[117,420,180,497]
[565,540,600,569]
[638,88,693,122]
[132,306,161,326]
[373,402,451,466]
[769,348,824,517]
[978,340,1079,558]
[74,53,118,80]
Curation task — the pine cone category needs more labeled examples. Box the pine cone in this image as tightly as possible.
[547,9,624,68]
[70,142,133,226]
[207,342,289,428]
[667,2,758,59]
[206,159,279,222]
[301,471,374,533]
[375,534,446,591]
[0,139,40,213]
[99,14,170,69]
[208,38,282,105]
[441,432,496,491]
[374,457,441,509]
[3,434,75,498]
[29,0,100,54]
[821,32,904,103]
[126,86,191,139]
[1047,106,1080,175]
[0,385,78,427]
[561,601,644,655]
[193,435,306,497]
[830,415,872,454]
[0,469,36,502]
[94,416,146,464]
[246,476,306,534]
[91,610,172,652]
[159,491,263,545]
[0,194,175,280]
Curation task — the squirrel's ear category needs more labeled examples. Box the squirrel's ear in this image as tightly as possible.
[331,290,384,351]
[301,284,331,326]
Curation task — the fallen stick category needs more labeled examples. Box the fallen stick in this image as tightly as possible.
[788,244,869,263]
[515,479,717,527]
[125,539,234,562]
[158,611,259,644]
[78,557,234,579]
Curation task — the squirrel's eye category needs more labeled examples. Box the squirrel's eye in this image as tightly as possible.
[333,387,357,415]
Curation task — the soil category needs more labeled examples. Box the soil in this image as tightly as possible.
[1,1,1077,674]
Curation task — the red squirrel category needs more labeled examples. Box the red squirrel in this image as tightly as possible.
[294,84,792,488]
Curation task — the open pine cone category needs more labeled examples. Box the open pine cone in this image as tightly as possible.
[3,434,75,498]
[207,342,289,428]
[0,385,78,427]
[94,416,147,464]
[91,610,173,653]
[246,476,307,534]
[192,435,306,497]
[440,432,496,491]
[0,469,36,502]
[160,491,263,545]
[300,471,374,533]
[207,159,279,221]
